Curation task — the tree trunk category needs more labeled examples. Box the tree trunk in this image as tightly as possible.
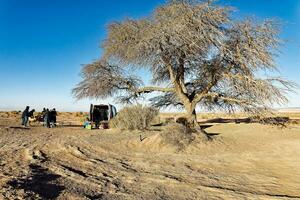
[185,105,208,139]
[185,108,198,129]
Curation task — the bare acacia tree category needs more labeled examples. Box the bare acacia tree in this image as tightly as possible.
[73,0,295,132]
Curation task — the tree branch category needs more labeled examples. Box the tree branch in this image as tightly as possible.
[203,92,252,105]
[191,58,237,105]
[162,56,190,104]
[192,82,215,104]
[135,86,175,94]
[177,52,188,94]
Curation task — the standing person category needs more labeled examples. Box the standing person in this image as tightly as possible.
[51,108,57,126]
[27,109,35,126]
[48,109,53,125]
[44,109,50,128]
[41,108,46,122]
[21,106,30,127]
[93,108,101,129]
[27,109,35,118]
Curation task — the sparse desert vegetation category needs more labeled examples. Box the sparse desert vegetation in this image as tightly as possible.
[109,105,159,130]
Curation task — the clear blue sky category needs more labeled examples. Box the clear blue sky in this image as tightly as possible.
[0,0,299,111]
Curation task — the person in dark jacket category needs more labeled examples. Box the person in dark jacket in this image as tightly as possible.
[27,109,35,126]
[93,108,101,129]
[27,109,35,118]
[44,109,50,128]
[21,106,30,127]
[50,108,57,126]
[41,108,46,121]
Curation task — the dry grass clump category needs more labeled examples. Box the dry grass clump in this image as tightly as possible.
[161,123,196,151]
[109,105,159,130]
[175,117,188,126]
[289,119,300,125]
[0,112,7,118]
[75,112,84,117]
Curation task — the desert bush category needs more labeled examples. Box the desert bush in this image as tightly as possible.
[109,105,159,130]
[164,117,176,124]
[289,119,300,125]
[161,123,196,150]
[12,111,20,115]
[75,112,81,117]
[150,115,161,125]
[0,112,8,118]
[176,117,188,126]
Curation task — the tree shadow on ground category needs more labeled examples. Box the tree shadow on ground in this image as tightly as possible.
[199,117,293,126]
[8,164,65,199]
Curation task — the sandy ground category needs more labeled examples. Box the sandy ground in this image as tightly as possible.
[0,117,300,200]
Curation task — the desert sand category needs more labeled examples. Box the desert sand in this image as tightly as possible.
[0,114,300,200]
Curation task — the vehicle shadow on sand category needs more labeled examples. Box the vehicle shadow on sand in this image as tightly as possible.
[8,164,65,199]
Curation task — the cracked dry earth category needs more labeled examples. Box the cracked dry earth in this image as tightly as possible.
[0,118,300,200]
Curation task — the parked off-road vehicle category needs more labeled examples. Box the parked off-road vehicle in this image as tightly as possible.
[89,104,117,129]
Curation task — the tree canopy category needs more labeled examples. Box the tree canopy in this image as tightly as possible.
[73,0,295,129]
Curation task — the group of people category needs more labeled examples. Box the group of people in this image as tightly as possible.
[41,108,57,128]
[21,106,57,128]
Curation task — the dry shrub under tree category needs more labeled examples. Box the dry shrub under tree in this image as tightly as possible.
[109,105,159,130]
[161,123,196,151]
